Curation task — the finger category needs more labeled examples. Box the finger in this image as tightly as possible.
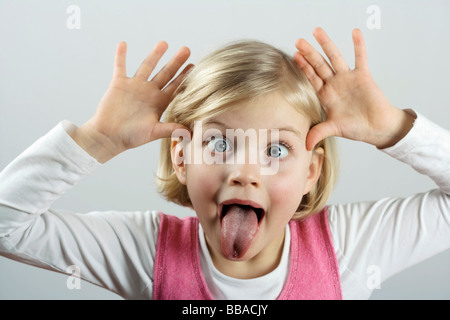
[305,121,339,151]
[293,52,324,92]
[113,41,127,78]
[352,28,369,71]
[134,41,169,80]
[312,27,349,73]
[150,122,190,141]
[163,63,195,99]
[295,38,334,81]
[152,46,191,89]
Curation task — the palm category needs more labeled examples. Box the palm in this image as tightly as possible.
[318,72,385,139]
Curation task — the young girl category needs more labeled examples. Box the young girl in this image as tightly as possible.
[0,28,449,300]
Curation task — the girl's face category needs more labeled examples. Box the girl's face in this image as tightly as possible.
[171,92,323,275]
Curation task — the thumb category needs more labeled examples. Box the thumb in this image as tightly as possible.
[150,122,190,142]
[305,121,338,151]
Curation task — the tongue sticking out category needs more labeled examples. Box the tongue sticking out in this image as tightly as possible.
[221,205,259,260]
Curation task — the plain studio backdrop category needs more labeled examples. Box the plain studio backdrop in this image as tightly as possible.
[1,0,449,300]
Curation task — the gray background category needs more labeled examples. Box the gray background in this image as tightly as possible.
[0,0,449,299]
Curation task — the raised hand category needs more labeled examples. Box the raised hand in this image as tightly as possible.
[294,28,414,151]
[72,41,192,163]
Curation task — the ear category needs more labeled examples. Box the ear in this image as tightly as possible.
[303,147,324,195]
[170,139,187,185]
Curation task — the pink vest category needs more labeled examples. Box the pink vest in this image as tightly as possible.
[153,207,342,300]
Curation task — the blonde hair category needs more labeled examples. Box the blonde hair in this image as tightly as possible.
[157,40,338,220]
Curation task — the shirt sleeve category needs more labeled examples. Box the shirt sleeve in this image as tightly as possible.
[328,110,450,299]
[0,121,160,300]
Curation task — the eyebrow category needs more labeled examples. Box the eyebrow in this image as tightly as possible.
[202,120,303,139]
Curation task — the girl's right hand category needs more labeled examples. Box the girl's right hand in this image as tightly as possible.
[71,41,192,163]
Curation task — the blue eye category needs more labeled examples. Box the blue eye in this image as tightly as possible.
[267,144,289,159]
[207,137,231,153]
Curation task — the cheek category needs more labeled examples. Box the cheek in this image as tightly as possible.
[185,164,224,234]
[267,166,307,210]
[185,164,221,207]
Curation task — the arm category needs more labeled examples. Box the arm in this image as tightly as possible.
[330,112,450,299]
[0,124,160,299]
[295,28,450,298]
[0,41,192,299]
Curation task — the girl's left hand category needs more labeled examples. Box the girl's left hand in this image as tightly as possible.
[294,27,415,151]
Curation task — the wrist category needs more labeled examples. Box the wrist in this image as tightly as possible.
[373,107,416,149]
[69,122,123,163]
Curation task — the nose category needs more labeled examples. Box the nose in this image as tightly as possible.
[227,163,261,188]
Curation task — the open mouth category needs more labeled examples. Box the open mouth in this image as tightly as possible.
[220,204,265,224]
[218,200,265,260]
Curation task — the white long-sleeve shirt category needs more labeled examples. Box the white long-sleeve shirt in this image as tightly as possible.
[0,110,449,300]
